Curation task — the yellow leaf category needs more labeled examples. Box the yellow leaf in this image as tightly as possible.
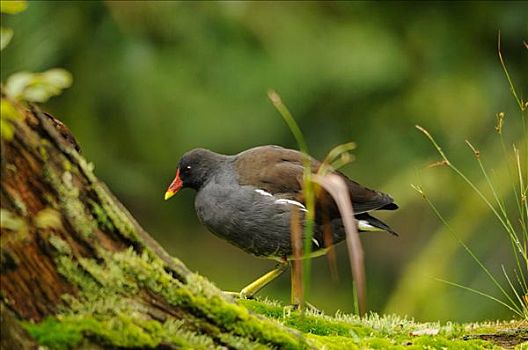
[0,26,13,50]
[0,0,27,14]
[1,99,23,141]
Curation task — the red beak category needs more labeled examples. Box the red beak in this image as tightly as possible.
[164,169,183,200]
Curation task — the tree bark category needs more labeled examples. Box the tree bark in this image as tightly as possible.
[0,101,309,349]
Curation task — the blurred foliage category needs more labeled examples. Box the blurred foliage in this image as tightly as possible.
[0,26,13,50]
[0,0,26,51]
[0,99,22,140]
[1,1,526,322]
[4,68,72,102]
[0,0,27,14]
[1,0,71,141]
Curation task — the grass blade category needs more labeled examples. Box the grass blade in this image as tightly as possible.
[436,278,523,318]
[313,173,366,316]
[268,90,315,308]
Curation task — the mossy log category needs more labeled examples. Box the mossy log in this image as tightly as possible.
[0,102,310,349]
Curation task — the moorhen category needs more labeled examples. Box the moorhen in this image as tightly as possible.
[165,145,398,298]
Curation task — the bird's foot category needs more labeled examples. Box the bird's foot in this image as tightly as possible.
[222,291,240,298]
[282,301,321,316]
[222,290,255,299]
[305,301,322,314]
[282,304,296,317]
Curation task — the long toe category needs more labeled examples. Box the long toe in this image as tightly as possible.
[222,290,256,299]
[222,291,242,298]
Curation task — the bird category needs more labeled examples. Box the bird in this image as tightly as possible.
[164,145,398,298]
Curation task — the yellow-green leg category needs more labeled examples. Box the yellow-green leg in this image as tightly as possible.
[224,262,288,299]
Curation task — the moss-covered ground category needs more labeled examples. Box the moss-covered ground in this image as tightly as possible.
[23,239,527,349]
[240,299,527,349]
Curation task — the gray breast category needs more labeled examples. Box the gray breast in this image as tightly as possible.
[194,177,347,259]
[195,181,294,258]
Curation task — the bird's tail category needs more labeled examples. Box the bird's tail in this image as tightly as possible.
[355,213,398,236]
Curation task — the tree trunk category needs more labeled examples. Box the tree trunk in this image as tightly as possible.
[0,100,309,349]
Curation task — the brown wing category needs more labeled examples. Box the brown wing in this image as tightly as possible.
[235,145,316,196]
[235,145,397,216]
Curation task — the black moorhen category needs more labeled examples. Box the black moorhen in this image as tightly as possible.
[165,145,398,298]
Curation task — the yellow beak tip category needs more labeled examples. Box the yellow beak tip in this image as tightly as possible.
[164,191,175,200]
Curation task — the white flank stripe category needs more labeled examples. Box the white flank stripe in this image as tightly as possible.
[312,238,320,248]
[274,199,308,212]
[254,189,273,197]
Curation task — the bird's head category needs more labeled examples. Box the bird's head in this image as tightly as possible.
[164,148,220,200]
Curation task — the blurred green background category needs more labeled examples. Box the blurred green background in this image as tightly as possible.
[2,1,526,322]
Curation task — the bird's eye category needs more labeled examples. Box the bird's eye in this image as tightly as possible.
[185,165,192,171]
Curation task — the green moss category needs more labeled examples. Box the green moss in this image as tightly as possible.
[36,253,211,349]
[9,192,27,216]
[95,196,138,240]
[48,235,72,256]
[285,313,372,337]
[363,337,398,349]
[122,254,306,349]
[239,298,284,319]
[62,159,72,172]
[163,319,220,349]
[38,143,49,161]
[25,314,196,350]
[241,298,372,338]
[43,166,95,238]
[137,253,308,348]
[410,335,495,349]
[88,200,115,232]
[43,193,60,209]
[78,256,138,294]
[55,256,100,294]
[35,247,308,349]
[240,298,511,349]
[218,333,271,350]
[0,209,28,237]
[71,155,139,241]
[24,318,83,350]
[307,334,361,350]
[91,313,162,348]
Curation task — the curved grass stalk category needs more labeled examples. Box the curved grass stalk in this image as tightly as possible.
[313,173,365,316]
[514,267,528,302]
[498,132,525,235]
[435,278,524,318]
[411,184,521,314]
[501,265,527,317]
[497,33,525,113]
[465,140,515,232]
[417,125,527,261]
[496,135,528,291]
[498,33,528,211]
[319,142,356,175]
[514,145,528,232]
[465,140,526,268]
[415,123,528,318]
[268,90,309,153]
[268,90,314,307]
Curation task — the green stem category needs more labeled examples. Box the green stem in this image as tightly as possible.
[268,90,314,307]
